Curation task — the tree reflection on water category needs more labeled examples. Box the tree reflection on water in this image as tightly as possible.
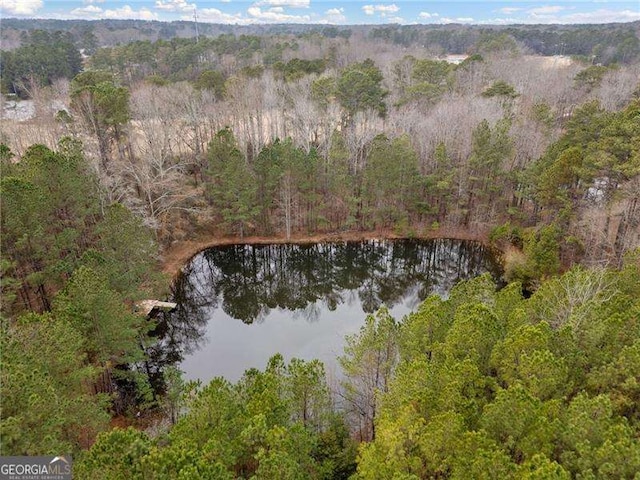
[145,239,500,383]
[178,239,499,323]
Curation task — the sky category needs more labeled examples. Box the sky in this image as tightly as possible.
[1,0,639,25]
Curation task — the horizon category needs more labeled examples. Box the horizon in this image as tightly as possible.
[2,1,639,26]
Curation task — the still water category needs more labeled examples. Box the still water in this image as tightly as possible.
[156,239,501,383]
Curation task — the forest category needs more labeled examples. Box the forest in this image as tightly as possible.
[1,17,640,479]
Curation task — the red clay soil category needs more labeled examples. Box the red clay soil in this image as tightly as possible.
[161,226,494,279]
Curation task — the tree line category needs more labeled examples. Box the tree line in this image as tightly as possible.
[2,48,638,282]
[1,25,639,477]
[3,19,638,65]
[195,97,639,288]
[3,21,638,101]
[371,24,640,64]
[0,30,82,98]
[67,260,640,478]
[1,139,167,453]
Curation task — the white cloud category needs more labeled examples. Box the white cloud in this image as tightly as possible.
[529,5,566,15]
[247,6,311,22]
[497,7,522,14]
[472,6,640,25]
[0,0,43,15]
[537,8,640,23]
[439,16,474,24]
[385,15,404,23]
[483,6,640,24]
[155,0,196,12]
[478,17,522,25]
[70,4,103,16]
[418,11,439,19]
[184,3,343,24]
[106,5,158,19]
[378,4,399,13]
[362,4,399,16]
[193,7,246,23]
[69,4,159,19]
[324,6,346,23]
[439,17,474,23]
[254,0,310,8]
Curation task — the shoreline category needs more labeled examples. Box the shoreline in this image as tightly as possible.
[160,226,497,278]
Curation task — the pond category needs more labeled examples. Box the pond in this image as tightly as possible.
[151,239,501,384]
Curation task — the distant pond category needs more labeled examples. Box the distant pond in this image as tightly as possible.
[150,239,501,384]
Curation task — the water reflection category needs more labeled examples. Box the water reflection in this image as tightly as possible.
[155,239,500,382]
[174,239,499,324]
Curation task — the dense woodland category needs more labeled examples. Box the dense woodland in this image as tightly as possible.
[2,18,639,61]
[1,19,640,479]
